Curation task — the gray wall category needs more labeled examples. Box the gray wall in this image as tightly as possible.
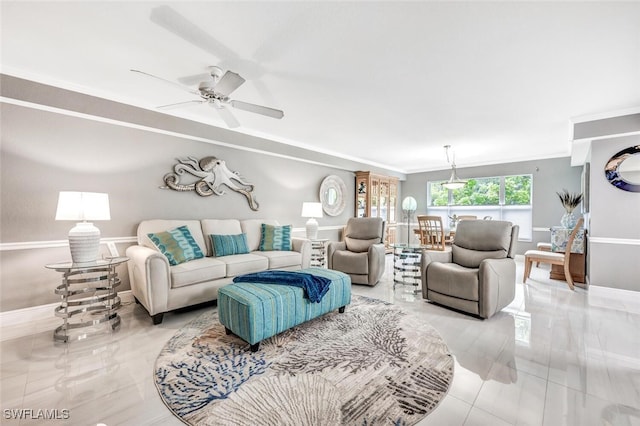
[2,73,408,312]
[587,134,640,291]
[402,157,583,253]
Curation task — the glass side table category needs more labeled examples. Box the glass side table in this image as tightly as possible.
[45,257,128,342]
[310,238,329,268]
[391,244,425,293]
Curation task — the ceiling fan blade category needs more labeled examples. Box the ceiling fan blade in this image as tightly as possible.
[214,105,240,128]
[230,100,284,119]
[177,73,212,86]
[214,71,245,97]
[150,6,239,61]
[157,100,206,109]
[131,69,199,95]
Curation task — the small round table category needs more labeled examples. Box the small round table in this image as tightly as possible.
[391,244,426,293]
[45,257,127,342]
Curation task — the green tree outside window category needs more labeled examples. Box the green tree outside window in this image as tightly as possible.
[428,175,531,206]
[504,175,532,205]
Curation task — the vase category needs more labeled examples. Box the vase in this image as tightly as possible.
[561,211,577,229]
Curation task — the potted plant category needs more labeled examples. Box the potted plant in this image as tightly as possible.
[556,189,583,228]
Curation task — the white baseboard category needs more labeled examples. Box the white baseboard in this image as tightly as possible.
[0,290,134,329]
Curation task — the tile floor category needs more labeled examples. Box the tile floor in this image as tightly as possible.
[1,256,639,425]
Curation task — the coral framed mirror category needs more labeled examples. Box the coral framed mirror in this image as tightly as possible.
[319,175,346,216]
[604,145,640,193]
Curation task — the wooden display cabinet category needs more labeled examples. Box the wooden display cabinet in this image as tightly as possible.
[355,171,399,250]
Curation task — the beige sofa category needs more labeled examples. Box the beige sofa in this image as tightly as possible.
[126,219,311,324]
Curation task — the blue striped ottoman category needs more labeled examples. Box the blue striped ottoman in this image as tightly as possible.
[218,268,351,351]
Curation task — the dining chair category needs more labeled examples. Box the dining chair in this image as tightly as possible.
[523,217,584,290]
[416,215,446,251]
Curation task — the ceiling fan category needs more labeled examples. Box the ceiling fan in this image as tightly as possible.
[130,66,284,128]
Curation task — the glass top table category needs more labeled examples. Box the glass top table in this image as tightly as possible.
[45,257,128,342]
[390,244,427,293]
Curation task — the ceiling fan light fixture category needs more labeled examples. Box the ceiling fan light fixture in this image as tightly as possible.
[208,65,223,81]
[198,80,216,91]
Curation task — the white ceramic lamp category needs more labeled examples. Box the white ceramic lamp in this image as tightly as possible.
[56,191,111,264]
[301,202,323,240]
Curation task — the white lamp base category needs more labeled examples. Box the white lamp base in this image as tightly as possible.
[68,222,101,263]
[305,218,319,240]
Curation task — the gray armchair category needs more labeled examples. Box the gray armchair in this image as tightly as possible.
[327,217,386,286]
[421,220,519,319]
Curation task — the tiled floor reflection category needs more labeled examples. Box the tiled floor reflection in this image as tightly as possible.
[1,256,639,425]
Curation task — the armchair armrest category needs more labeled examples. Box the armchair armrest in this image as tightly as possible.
[326,241,346,269]
[421,249,452,299]
[125,245,171,316]
[292,237,312,269]
[367,243,386,285]
[478,257,516,319]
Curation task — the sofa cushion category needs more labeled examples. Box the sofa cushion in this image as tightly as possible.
[451,220,513,268]
[147,226,204,266]
[201,219,243,256]
[452,245,507,269]
[138,220,206,253]
[332,250,368,275]
[210,234,249,257]
[241,219,280,252]
[253,250,302,269]
[259,224,292,251]
[345,237,379,253]
[343,217,384,253]
[217,253,269,277]
[427,262,479,301]
[170,257,226,289]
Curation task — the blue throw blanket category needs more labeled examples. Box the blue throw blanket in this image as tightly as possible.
[232,271,332,303]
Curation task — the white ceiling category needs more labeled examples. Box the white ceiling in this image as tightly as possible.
[2,1,639,173]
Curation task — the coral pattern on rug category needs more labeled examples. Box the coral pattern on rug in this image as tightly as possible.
[155,295,454,425]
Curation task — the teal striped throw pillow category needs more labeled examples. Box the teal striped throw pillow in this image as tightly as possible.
[259,224,292,251]
[210,234,249,257]
[147,225,204,266]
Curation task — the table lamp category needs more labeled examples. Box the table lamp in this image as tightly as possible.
[55,191,111,263]
[402,196,417,244]
[301,202,323,239]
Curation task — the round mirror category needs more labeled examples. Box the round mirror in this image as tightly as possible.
[319,175,346,216]
[326,188,338,206]
[605,145,640,192]
[619,154,640,184]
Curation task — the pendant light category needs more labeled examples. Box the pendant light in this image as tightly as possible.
[442,145,467,190]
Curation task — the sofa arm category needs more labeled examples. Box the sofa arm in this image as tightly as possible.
[125,245,171,316]
[368,243,386,285]
[326,241,346,269]
[478,258,516,319]
[421,250,452,299]
[292,237,312,269]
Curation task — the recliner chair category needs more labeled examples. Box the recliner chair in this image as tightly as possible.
[327,217,386,286]
[421,219,519,319]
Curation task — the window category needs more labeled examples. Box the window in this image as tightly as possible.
[452,177,500,206]
[427,174,533,240]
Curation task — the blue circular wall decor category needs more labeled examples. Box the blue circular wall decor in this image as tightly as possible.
[604,145,640,193]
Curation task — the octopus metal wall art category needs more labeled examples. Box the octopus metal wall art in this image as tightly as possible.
[162,156,259,210]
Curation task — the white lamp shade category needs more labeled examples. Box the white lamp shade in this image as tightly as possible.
[56,192,111,221]
[402,196,417,211]
[442,167,467,190]
[301,202,323,218]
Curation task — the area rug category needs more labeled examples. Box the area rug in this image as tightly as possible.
[154,295,454,425]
